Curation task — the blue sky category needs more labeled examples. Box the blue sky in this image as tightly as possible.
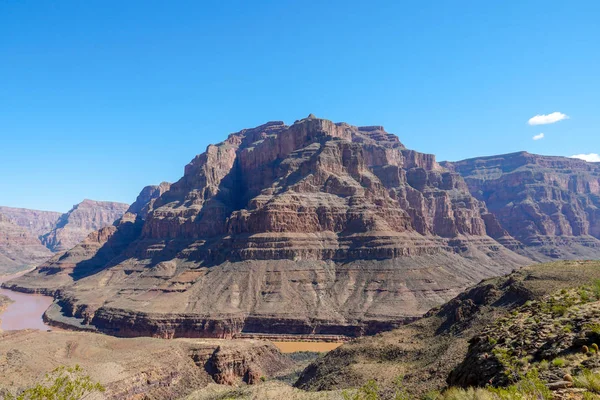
[1,0,598,212]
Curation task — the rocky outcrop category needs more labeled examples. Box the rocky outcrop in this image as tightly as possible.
[3,185,169,293]
[0,213,53,275]
[0,207,61,238]
[40,199,129,252]
[448,271,600,388]
[0,330,292,399]
[442,152,600,260]
[127,182,172,218]
[4,115,530,338]
[295,260,600,395]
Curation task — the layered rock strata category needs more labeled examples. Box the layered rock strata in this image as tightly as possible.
[442,152,600,260]
[0,213,53,275]
[40,199,130,252]
[0,206,61,238]
[5,116,530,337]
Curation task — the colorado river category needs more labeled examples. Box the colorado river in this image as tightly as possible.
[272,341,343,353]
[0,271,54,331]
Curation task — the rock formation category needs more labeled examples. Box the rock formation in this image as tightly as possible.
[295,260,600,396]
[442,152,600,260]
[0,213,53,275]
[5,115,530,337]
[39,199,129,252]
[6,184,170,293]
[0,330,292,399]
[0,206,61,238]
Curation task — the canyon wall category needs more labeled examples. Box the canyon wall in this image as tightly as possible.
[442,152,600,260]
[5,115,531,337]
[40,199,130,252]
[0,213,53,274]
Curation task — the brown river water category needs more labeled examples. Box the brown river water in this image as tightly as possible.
[0,271,54,331]
[272,341,343,353]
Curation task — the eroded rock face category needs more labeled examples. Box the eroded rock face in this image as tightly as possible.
[0,207,61,238]
[0,330,292,399]
[442,152,600,260]
[127,182,172,219]
[40,200,129,252]
[3,185,170,293]
[0,213,53,275]
[5,116,531,337]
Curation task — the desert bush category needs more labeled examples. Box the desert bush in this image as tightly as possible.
[585,323,600,335]
[5,365,104,400]
[593,280,600,300]
[441,387,495,400]
[552,358,565,367]
[342,380,379,400]
[574,369,600,394]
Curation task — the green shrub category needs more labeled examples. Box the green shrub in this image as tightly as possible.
[579,289,591,303]
[584,323,600,335]
[5,365,104,400]
[487,369,552,400]
[551,304,568,316]
[422,390,441,400]
[552,358,565,368]
[593,279,600,300]
[574,369,600,393]
[342,379,379,400]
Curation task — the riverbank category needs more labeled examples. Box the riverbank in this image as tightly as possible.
[0,270,350,353]
[0,269,54,331]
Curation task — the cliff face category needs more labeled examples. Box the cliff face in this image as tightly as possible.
[4,185,170,293]
[0,207,61,238]
[5,115,530,337]
[40,200,130,252]
[0,201,129,274]
[442,152,600,260]
[143,117,491,245]
[127,182,172,219]
[0,213,53,275]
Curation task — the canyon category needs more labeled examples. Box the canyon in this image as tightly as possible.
[2,116,599,341]
[1,116,600,399]
[0,213,53,275]
[39,199,130,252]
[0,115,545,339]
[442,152,600,261]
[0,200,129,274]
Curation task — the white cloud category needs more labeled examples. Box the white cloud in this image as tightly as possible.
[532,133,545,140]
[528,112,569,126]
[571,153,600,162]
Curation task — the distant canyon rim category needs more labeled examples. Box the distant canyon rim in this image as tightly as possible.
[1,114,599,341]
